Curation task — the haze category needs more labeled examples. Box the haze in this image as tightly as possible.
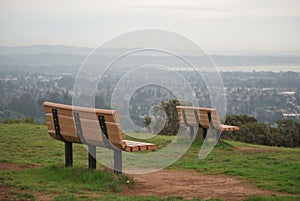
[0,0,300,55]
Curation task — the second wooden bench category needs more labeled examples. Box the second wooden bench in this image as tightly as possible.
[176,106,240,139]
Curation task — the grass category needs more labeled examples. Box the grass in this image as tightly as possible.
[2,165,131,193]
[0,123,300,200]
[244,195,300,201]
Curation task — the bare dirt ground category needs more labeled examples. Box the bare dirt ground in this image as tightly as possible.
[0,162,40,171]
[235,146,279,152]
[124,169,289,201]
[0,162,292,201]
[0,163,52,201]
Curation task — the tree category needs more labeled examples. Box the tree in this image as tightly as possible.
[224,114,257,127]
[143,116,152,132]
[144,99,189,135]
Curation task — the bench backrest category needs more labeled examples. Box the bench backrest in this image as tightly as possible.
[176,106,222,129]
[44,102,126,149]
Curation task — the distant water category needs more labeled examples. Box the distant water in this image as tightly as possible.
[174,65,300,72]
[217,65,300,72]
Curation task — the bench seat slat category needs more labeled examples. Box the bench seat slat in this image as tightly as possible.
[122,140,158,152]
[220,125,240,131]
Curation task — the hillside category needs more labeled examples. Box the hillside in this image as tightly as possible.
[1,45,300,73]
[0,123,299,201]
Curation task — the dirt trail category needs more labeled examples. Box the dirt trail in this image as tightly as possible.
[0,162,292,200]
[0,162,41,171]
[124,169,288,200]
[235,146,280,152]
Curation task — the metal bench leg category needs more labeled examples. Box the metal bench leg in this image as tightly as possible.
[88,145,96,169]
[189,127,194,140]
[65,142,73,167]
[114,149,122,174]
[202,128,208,139]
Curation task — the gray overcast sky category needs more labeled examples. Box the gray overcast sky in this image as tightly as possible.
[0,0,299,55]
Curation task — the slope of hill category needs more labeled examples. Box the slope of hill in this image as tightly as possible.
[0,123,299,200]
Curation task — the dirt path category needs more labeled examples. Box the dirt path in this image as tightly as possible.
[0,162,292,200]
[124,169,288,200]
[0,162,40,171]
[235,146,279,152]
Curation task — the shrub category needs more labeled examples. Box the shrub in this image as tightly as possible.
[223,115,300,148]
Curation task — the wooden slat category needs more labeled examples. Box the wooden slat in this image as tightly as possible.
[44,102,120,123]
[182,110,197,116]
[176,105,240,132]
[176,106,216,112]
[47,122,76,136]
[45,107,118,123]
[44,102,120,117]
[48,123,104,142]
[48,130,106,146]
[46,113,74,125]
[199,113,210,119]
[84,139,105,147]
[221,125,240,131]
[179,120,198,127]
[210,110,222,129]
[46,122,123,141]
[48,131,81,143]
[123,140,158,152]
[146,144,158,150]
[46,114,122,132]
[125,145,139,152]
[48,131,59,140]
[179,118,210,128]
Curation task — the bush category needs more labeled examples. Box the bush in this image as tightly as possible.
[223,115,300,148]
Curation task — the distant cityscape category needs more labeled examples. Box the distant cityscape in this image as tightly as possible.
[0,45,299,124]
[0,70,299,124]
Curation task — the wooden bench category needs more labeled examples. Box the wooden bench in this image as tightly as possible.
[176,106,239,139]
[44,102,157,174]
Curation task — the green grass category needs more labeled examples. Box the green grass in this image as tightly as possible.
[1,166,131,193]
[244,195,300,201]
[0,124,300,201]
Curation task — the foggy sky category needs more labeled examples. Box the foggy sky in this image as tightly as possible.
[0,0,299,55]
